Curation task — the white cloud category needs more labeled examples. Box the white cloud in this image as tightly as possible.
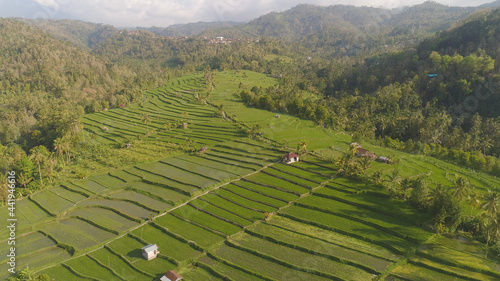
[9,0,498,27]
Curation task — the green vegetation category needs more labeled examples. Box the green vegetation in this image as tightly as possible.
[2,3,500,280]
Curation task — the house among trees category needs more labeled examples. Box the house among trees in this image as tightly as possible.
[377,156,392,164]
[160,270,183,281]
[283,152,300,164]
[356,148,376,159]
[141,244,159,260]
[350,142,361,148]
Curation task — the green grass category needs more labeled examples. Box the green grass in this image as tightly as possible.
[49,186,88,203]
[60,218,116,244]
[280,205,414,253]
[213,244,333,281]
[161,158,239,180]
[17,247,72,270]
[298,194,433,241]
[107,235,146,263]
[77,199,152,220]
[131,224,201,262]
[68,207,139,233]
[107,190,171,212]
[249,222,393,273]
[272,163,332,182]
[267,215,400,261]
[235,180,299,202]
[212,188,277,212]
[189,198,254,226]
[172,204,242,236]
[89,248,152,280]
[127,181,189,203]
[137,162,216,188]
[230,232,374,281]
[154,214,225,248]
[3,232,56,258]
[40,264,92,280]
[244,172,310,194]
[213,187,279,212]
[197,255,263,281]
[65,255,121,281]
[31,190,75,215]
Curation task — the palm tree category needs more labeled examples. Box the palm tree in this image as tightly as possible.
[400,177,413,201]
[452,175,470,202]
[371,171,383,185]
[18,266,35,280]
[358,156,373,177]
[142,114,151,135]
[467,188,482,217]
[43,157,58,183]
[385,169,401,196]
[17,173,33,189]
[482,189,500,219]
[29,145,48,184]
[429,183,450,205]
[297,140,309,154]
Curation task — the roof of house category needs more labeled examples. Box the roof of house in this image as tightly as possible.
[165,270,183,281]
[284,152,299,159]
[141,244,159,253]
[357,148,370,154]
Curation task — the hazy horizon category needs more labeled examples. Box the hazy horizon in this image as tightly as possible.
[0,0,497,28]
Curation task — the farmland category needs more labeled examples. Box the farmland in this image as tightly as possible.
[2,72,499,280]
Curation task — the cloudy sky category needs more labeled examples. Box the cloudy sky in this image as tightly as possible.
[0,0,496,27]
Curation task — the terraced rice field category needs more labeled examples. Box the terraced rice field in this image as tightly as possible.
[0,75,287,280]
[5,73,498,280]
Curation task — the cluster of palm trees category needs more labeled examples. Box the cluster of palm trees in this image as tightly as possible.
[383,170,500,247]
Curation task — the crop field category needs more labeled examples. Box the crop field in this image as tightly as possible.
[89,248,153,280]
[244,173,310,194]
[218,184,288,209]
[68,207,140,233]
[154,214,225,248]
[6,72,495,280]
[65,255,122,281]
[107,190,172,212]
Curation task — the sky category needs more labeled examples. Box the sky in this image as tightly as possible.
[0,0,496,27]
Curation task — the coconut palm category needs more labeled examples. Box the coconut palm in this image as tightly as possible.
[358,156,373,177]
[400,177,413,201]
[17,173,33,189]
[29,145,48,184]
[467,188,482,217]
[482,189,500,219]
[452,175,471,202]
[385,169,401,196]
[297,140,309,154]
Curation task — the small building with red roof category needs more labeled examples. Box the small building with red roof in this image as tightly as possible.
[283,152,299,164]
[160,270,183,281]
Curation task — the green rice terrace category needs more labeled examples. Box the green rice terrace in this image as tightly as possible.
[3,72,500,280]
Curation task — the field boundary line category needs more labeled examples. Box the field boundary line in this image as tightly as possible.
[35,161,278,274]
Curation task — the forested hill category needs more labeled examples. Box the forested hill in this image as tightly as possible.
[195,2,485,57]
[16,18,118,50]
[0,19,140,148]
[141,21,244,37]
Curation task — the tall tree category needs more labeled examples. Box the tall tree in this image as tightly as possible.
[29,145,49,184]
[452,175,471,202]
